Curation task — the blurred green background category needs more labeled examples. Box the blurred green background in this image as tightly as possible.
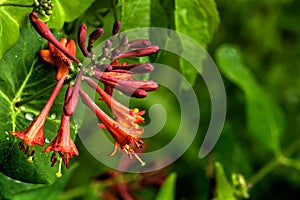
[1,0,300,199]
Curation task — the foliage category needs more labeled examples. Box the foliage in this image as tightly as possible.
[1,0,300,199]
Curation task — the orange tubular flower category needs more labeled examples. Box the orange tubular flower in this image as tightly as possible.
[79,89,145,166]
[43,112,79,169]
[44,84,79,169]
[39,38,76,80]
[10,76,67,156]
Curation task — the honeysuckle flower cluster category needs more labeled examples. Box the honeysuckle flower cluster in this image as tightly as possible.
[10,11,159,176]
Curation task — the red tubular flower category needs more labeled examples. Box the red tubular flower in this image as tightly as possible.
[44,83,79,169]
[10,76,67,154]
[128,39,152,48]
[39,38,76,80]
[63,68,83,116]
[114,45,159,59]
[30,12,80,64]
[93,69,158,98]
[98,62,154,74]
[79,89,145,166]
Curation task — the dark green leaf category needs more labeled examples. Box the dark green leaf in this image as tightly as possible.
[155,173,176,200]
[214,162,236,200]
[174,0,220,85]
[47,0,96,29]
[216,45,284,153]
[0,0,32,60]
[0,24,77,183]
[0,165,76,200]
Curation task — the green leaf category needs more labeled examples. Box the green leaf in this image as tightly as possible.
[155,173,177,200]
[214,162,236,200]
[0,0,33,60]
[0,23,77,184]
[120,0,151,30]
[216,45,284,153]
[47,0,96,29]
[0,165,76,199]
[150,0,174,29]
[174,0,220,85]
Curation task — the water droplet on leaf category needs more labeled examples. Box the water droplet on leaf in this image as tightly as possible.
[25,112,35,121]
[20,106,26,111]
[50,113,57,119]
[45,138,50,143]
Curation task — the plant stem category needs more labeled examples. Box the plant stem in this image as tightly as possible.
[112,0,118,21]
[249,159,279,186]
[15,82,57,107]
[249,138,300,186]
[0,3,33,8]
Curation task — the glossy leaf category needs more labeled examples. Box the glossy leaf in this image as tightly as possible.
[174,0,220,85]
[216,45,284,153]
[0,0,32,60]
[47,0,96,29]
[0,24,77,184]
[155,173,177,200]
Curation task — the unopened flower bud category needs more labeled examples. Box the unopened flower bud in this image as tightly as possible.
[105,40,112,48]
[88,28,104,52]
[112,21,121,35]
[78,24,89,57]
[30,12,80,64]
[120,36,128,46]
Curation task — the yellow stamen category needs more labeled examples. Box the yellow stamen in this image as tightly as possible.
[109,143,118,156]
[56,157,63,178]
[134,153,146,166]
[27,156,34,163]
[124,145,146,166]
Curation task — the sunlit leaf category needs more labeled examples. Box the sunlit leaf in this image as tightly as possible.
[0,0,32,60]
[120,0,151,30]
[47,0,95,29]
[174,0,219,86]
